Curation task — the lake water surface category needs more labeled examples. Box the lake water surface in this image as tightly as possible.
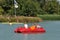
[0,21,60,40]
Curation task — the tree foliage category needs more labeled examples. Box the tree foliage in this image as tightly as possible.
[0,0,60,16]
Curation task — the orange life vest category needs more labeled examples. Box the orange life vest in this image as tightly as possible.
[30,25,36,30]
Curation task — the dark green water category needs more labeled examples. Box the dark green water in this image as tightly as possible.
[0,21,60,40]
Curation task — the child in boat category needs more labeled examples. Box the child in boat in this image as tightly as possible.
[30,25,36,28]
[30,24,36,30]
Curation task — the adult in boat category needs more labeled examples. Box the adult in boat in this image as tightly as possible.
[24,23,28,29]
[36,24,41,28]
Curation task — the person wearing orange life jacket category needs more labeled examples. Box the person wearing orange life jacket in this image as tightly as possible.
[30,24,36,30]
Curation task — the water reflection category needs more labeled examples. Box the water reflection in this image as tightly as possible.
[23,34,28,40]
[22,33,45,40]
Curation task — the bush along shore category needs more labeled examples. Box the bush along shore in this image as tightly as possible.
[0,15,42,23]
[38,15,60,20]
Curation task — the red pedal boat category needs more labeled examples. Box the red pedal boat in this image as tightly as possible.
[14,26,46,33]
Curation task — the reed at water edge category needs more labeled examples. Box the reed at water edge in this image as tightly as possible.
[0,15,42,23]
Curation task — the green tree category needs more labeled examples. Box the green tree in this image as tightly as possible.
[0,0,60,16]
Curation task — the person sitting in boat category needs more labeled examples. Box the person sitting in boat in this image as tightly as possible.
[36,24,41,28]
[30,25,36,30]
[24,23,28,29]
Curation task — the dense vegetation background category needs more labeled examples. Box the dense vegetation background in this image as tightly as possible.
[0,0,60,16]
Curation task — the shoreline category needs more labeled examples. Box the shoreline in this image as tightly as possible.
[1,22,24,24]
[0,16,42,23]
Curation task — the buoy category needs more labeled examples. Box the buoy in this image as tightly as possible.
[9,23,12,25]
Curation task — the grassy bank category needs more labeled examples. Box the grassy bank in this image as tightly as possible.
[0,15,42,23]
[38,15,60,20]
[0,15,60,23]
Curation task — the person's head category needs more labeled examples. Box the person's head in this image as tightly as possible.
[34,23,37,25]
